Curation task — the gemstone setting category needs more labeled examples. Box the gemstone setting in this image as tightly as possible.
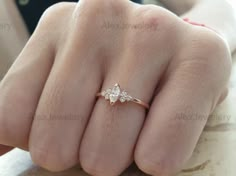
[102,83,133,105]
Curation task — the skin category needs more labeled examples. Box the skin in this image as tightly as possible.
[0,0,234,175]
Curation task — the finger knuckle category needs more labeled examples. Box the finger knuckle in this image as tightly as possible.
[140,6,178,34]
[80,162,107,176]
[182,29,232,86]
[31,147,50,170]
[36,2,75,35]
[134,147,177,176]
[76,0,126,19]
[80,153,120,176]
[31,145,77,172]
[31,2,76,49]
[130,5,180,53]
[41,2,74,21]
[0,80,29,147]
[188,29,231,68]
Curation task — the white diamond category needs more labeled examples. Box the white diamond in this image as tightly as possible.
[106,89,111,93]
[119,97,125,103]
[126,96,132,101]
[105,94,109,100]
[121,91,127,96]
[109,84,121,103]
[101,91,106,96]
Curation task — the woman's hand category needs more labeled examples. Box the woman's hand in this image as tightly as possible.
[0,0,231,175]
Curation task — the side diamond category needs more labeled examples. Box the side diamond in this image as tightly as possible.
[119,97,126,103]
[119,91,132,102]
[105,94,109,100]
[126,95,132,101]
[101,91,106,96]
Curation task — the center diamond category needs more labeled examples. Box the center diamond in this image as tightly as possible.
[109,83,121,104]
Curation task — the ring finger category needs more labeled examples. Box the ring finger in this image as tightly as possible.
[79,8,174,174]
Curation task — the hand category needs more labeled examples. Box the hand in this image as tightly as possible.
[0,0,231,175]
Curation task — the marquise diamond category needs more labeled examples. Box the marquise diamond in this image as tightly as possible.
[109,84,121,104]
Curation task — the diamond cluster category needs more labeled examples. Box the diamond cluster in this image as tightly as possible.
[101,83,133,104]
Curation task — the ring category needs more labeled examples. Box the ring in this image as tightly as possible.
[96,83,150,109]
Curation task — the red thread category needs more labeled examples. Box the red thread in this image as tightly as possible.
[183,18,218,33]
[183,18,206,27]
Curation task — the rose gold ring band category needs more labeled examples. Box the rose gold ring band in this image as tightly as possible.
[96,83,150,110]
